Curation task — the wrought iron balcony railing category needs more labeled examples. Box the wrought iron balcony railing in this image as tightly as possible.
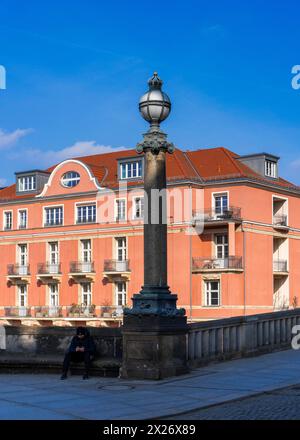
[4,306,31,317]
[193,206,242,222]
[33,306,63,318]
[273,214,288,227]
[7,264,30,276]
[192,256,243,271]
[69,261,95,273]
[37,262,61,275]
[273,260,288,272]
[103,259,130,272]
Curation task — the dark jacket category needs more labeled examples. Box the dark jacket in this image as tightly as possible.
[68,331,96,354]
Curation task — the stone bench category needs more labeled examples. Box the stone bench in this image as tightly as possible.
[0,352,120,377]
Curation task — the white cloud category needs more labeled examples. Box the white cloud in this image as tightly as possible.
[12,141,129,167]
[0,128,33,149]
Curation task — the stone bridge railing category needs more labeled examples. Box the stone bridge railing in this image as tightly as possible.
[187,308,300,368]
[0,308,299,374]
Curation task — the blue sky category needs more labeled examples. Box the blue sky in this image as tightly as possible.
[1,0,300,186]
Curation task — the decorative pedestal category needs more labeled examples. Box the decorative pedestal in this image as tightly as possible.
[121,304,189,380]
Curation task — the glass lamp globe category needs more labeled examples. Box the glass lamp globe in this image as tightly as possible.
[139,72,171,127]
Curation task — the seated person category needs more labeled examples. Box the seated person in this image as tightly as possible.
[61,326,96,380]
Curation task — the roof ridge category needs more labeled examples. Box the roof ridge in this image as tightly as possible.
[221,147,245,175]
[172,149,191,178]
[184,151,203,182]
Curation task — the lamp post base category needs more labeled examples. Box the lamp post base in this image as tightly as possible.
[120,313,189,380]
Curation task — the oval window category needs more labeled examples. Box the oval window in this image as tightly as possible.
[61,171,80,188]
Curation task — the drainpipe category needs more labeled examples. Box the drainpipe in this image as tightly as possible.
[242,223,246,316]
[189,211,193,322]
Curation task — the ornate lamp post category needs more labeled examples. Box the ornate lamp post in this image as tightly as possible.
[121,73,188,380]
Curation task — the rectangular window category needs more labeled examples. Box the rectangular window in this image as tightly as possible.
[18,285,27,307]
[4,211,12,230]
[214,194,228,215]
[18,210,27,229]
[115,199,126,221]
[77,204,96,224]
[120,160,142,180]
[116,237,127,262]
[265,160,277,178]
[215,234,229,259]
[115,281,127,307]
[18,244,28,267]
[44,206,63,226]
[204,280,220,306]
[48,242,59,274]
[133,197,144,220]
[81,282,92,306]
[81,239,92,263]
[18,175,36,192]
[49,284,59,307]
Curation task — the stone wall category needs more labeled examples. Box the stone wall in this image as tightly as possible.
[0,325,122,360]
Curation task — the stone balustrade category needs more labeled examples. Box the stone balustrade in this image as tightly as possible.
[187,308,300,367]
[0,308,299,376]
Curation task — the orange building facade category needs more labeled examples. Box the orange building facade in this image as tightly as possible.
[0,146,299,326]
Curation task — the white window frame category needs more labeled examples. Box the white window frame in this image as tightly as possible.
[18,175,36,192]
[212,191,229,216]
[132,196,144,220]
[49,283,59,307]
[3,210,13,230]
[75,202,96,224]
[81,239,92,263]
[61,171,80,188]
[48,242,60,274]
[81,282,92,306]
[18,209,28,229]
[43,205,64,226]
[115,281,127,307]
[119,160,142,180]
[204,280,221,307]
[18,243,28,267]
[214,234,229,259]
[114,198,126,222]
[115,237,127,262]
[18,284,28,308]
[265,160,277,178]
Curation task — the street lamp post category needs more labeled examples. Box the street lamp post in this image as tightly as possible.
[121,73,188,380]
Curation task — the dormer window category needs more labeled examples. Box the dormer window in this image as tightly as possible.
[18,175,36,192]
[15,170,50,196]
[119,160,142,180]
[265,160,277,178]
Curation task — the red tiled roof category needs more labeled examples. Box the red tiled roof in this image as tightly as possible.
[0,146,298,202]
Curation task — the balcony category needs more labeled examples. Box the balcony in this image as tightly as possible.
[103,259,131,281]
[66,304,97,318]
[192,256,243,273]
[69,261,95,282]
[4,306,31,318]
[37,262,61,283]
[273,214,289,230]
[7,264,30,283]
[38,262,61,275]
[193,206,242,227]
[33,306,63,318]
[273,259,288,275]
